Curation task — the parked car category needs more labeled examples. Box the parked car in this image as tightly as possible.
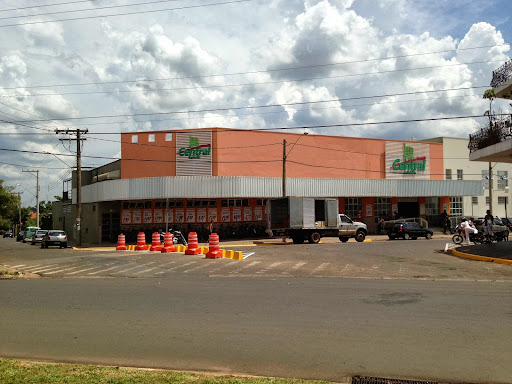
[474,217,509,240]
[387,221,433,240]
[3,230,13,238]
[23,226,40,243]
[499,217,512,232]
[16,231,25,242]
[41,230,68,248]
[31,230,48,245]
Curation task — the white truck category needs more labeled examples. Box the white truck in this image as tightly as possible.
[268,197,367,244]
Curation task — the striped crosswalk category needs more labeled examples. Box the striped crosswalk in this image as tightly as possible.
[3,253,345,278]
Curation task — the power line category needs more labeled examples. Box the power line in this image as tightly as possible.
[0,0,251,28]
[1,85,491,124]
[0,0,92,12]
[0,0,184,20]
[3,44,508,91]
[1,59,505,99]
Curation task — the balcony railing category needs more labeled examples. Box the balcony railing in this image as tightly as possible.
[468,115,512,153]
[490,59,512,89]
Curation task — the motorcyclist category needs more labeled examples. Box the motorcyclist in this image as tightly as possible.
[461,217,478,245]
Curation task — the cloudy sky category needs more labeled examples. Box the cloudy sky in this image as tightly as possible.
[0,0,511,206]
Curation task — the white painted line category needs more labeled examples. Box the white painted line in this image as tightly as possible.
[11,264,26,268]
[282,261,306,275]
[231,261,261,274]
[256,262,282,274]
[114,262,157,274]
[20,264,42,270]
[88,264,128,275]
[183,263,211,273]
[67,266,103,275]
[165,261,197,272]
[133,266,159,275]
[45,264,86,275]
[243,252,255,259]
[311,262,330,275]
[31,264,67,273]
[153,262,178,275]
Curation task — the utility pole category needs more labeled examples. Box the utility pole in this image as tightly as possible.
[17,192,22,231]
[22,170,39,227]
[282,139,287,197]
[489,162,493,215]
[56,128,88,246]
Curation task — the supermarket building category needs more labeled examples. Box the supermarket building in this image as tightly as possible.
[53,128,509,244]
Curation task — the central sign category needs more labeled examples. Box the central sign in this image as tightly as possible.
[391,143,427,174]
[178,136,212,159]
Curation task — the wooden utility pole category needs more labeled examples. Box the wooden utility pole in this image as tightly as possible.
[22,170,39,227]
[56,128,88,246]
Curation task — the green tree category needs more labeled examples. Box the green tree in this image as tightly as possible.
[0,180,20,230]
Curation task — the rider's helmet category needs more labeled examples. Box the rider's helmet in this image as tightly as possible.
[461,217,467,222]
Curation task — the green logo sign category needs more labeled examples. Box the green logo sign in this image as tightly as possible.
[178,136,211,159]
[391,143,426,174]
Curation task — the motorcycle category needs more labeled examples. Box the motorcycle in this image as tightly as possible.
[159,230,188,246]
[451,224,484,245]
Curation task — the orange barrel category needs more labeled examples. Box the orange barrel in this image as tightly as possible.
[150,232,163,252]
[161,232,176,253]
[116,234,127,251]
[206,233,221,259]
[185,232,201,255]
[135,232,148,251]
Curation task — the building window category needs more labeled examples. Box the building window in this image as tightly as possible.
[472,197,478,205]
[148,134,155,142]
[497,171,508,189]
[445,169,452,180]
[457,169,463,180]
[166,133,173,141]
[374,197,391,218]
[498,196,508,205]
[486,196,490,205]
[345,198,362,219]
[450,197,463,217]
[93,205,96,212]
[256,199,266,206]
[131,135,138,143]
[482,170,489,188]
[425,197,439,223]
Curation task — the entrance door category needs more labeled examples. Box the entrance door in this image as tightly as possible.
[397,202,419,219]
[102,213,120,243]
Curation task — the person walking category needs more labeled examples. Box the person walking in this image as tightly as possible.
[484,209,493,242]
[440,210,449,234]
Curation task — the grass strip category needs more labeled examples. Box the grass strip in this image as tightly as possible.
[0,359,334,384]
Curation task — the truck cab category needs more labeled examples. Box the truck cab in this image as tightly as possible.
[338,214,367,242]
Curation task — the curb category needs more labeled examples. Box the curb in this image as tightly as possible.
[451,248,512,265]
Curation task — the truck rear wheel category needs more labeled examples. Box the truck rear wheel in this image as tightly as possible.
[355,231,366,242]
[308,232,321,244]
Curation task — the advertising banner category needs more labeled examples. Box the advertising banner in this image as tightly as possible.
[175,208,185,223]
[244,207,252,221]
[132,210,142,224]
[143,209,153,224]
[254,207,263,221]
[385,141,430,180]
[233,207,242,222]
[186,209,196,223]
[166,209,174,224]
[154,209,163,224]
[122,210,132,224]
[221,208,230,222]
[208,208,217,222]
[197,209,207,223]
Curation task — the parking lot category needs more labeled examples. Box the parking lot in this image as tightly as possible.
[2,235,512,281]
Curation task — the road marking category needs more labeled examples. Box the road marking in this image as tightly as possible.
[45,264,87,275]
[243,252,255,259]
[311,263,330,274]
[230,261,261,274]
[30,264,67,273]
[282,261,307,275]
[11,264,26,268]
[88,264,128,275]
[133,266,159,275]
[67,266,103,275]
[164,261,198,272]
[114,262,157,274]
[183,262,212,273]
[256,262,282,274]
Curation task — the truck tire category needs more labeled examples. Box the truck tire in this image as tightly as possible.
[308,232,321,244]
[355,231,365,242]
[339,236,349,242]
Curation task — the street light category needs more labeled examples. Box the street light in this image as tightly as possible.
[14,184,22,235]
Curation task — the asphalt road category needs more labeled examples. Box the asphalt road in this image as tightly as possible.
[2,277,512,383]
[2,237,512,383]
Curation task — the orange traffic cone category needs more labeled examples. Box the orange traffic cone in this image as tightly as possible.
[150,232,163,252]
[206,233,221,259]
[185,232,201,255]
[116,234,127,251]
[161,232,176,253]
[135,232,148,251]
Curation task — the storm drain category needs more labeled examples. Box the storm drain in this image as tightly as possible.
[351,376,437,384]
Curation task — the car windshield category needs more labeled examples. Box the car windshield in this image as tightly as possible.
[36,230,48,235]
[49,231,65,236]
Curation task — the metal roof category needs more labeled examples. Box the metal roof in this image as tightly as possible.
[76,176,484,203]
